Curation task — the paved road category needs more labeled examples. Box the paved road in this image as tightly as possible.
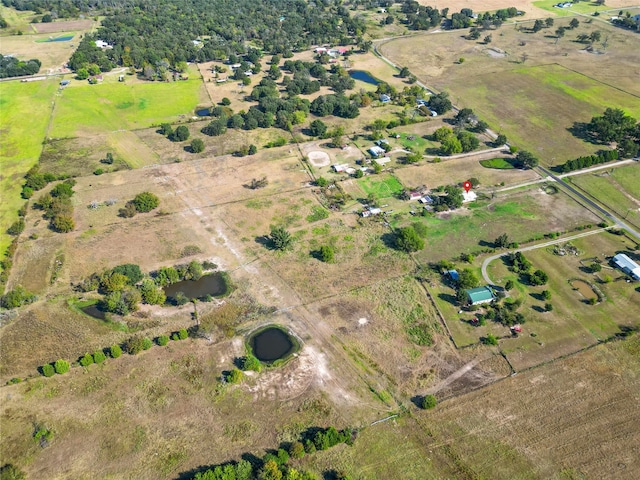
[481,228,610,284]
[538,166,640,241]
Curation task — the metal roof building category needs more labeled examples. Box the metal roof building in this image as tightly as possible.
[465,286,496,305]
[612,253,640,281]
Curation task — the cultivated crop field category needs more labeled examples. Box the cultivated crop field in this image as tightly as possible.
[380,18,640,164]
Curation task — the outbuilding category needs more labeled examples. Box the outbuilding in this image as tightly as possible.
[465,286,496,305]
[612,253,640,280]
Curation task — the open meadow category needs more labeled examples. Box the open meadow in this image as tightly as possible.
[568,164,640,231]
[49,68,208,138]
[0,79,58,258]
[380,17,640,164]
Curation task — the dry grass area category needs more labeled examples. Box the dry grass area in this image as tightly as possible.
[380,19,640,163]
[32,19,94,34]
[0,33,79,72]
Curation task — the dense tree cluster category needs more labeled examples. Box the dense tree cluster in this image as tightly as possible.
[0,55,41,78]
[431,185,464,211]
[34,179,77,233]
[612,12,640,31]
[400,1,442,30]
[67,0,364,72]
[580,108,639,157]
[0,284,36,309]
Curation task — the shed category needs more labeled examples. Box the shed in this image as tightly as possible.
[368,146,385,157]
[612,253,640,280]
[465,286,496,305]
[60,79,70,86]
[447,270,459,281]
[332,163,349,173]
[380,94,391,103]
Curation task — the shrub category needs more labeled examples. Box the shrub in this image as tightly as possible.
[79,353,94,367]
[190,138,205,153]
[178,328,188,340]
[93,350,106,364]
[227,368,243,383]
[289,441,305,459]
[239,354,262,372]
[132,192,160,213]
[157,335,169,346]
[142,337,153,350]
[41,364,55,377]
[171,333,180,341]
[51,214,75,233]
[545,303,553,312]
[504,280,514,291]
[54,359,70,374]
[109,344,122,358]
[93,168,104,175]
[422,394,437,410]
[482,334,498,346]
[318,245,335,263]
[0,464,26,480]
[124,336,147,355]
[173,291,189,305]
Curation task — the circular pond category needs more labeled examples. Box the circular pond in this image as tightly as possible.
[248,326,299,364]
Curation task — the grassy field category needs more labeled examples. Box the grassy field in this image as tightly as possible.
[380,18,640,164]
[0,79,58,260]
[357,175,404,199]
[569,164,640,230]
[49,72,207,138]
[480,158,516,169]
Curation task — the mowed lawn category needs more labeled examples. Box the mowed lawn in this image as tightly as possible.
[411,188,599,262]
[357,175,404,199]
[49,77,206,138]
[0,79,58,257]
[445,64,640,165]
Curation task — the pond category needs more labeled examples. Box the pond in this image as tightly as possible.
[195,108,211,116]
[81,304,107,320]
[248,326,298,363]
[349,70,380,85]
[570,279,597,300]
[164,272,228,301]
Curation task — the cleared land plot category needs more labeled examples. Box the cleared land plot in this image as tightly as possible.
[381,20,640,162]
[412,186,600,264]
[442,64,640,164]
[0,6,37,33]
[49,73,207,138]
[569,164,640,231]
[0,79,57,258]
[394,154,539,190]
[0,31,82,71]
[32,19,93,33]
[407,334,640,480]
[357,175,404,199]
[485,231,640,370]
[39,136,131,177]
[534,0,640,15]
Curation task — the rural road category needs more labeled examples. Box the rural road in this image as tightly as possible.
[557,159,637,178]
[480,228,610,285]
[538,166,640,241]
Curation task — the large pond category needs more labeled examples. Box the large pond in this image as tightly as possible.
[349,70,380,85]
[81,304,107,320]
[164,272,228,301]
[248,326,298,363]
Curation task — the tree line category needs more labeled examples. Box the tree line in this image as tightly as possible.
[0,55,41,78]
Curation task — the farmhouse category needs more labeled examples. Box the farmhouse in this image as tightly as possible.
[361,207,382,217]
[408,191,423,200]
[465,286,496,305]
[612,253,640,281]
[94,40,113,49]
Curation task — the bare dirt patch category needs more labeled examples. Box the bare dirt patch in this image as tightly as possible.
[33,19,94,34]
[307,150,331,168]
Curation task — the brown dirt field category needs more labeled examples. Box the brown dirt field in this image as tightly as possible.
[416,334,640,480]
[32,19,94,34]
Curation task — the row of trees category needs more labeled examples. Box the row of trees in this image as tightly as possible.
[557,149,619,173]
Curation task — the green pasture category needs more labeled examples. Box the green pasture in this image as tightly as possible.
[357,175,404,199]
[480,158,515,169]
[49,77,205,138]
[394,132,437,151]
[446,64,640,164]
[534,0,608,16]
[569,166,640,229]
[0,79,58,259]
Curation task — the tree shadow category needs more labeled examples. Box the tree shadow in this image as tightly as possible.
[309,249,323,261]
[567,121,599,143]
[530,292,545,301]
[531,305,545,313]
[255,235,273,249]
[380,232,397,249]
[410,394,425,408]
[478,239,494,248]
[438,292,458,306]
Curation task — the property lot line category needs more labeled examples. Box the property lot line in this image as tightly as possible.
[480,228,610,284]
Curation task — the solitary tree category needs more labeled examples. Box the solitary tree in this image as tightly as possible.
[395,226,425,252]
[318,245,335,263]
[190,138,205,153]
[269,226,293,251]
[422,394,437,410]
[495,233,510,248]
[516,150,539,169]
[132,192,160,212]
